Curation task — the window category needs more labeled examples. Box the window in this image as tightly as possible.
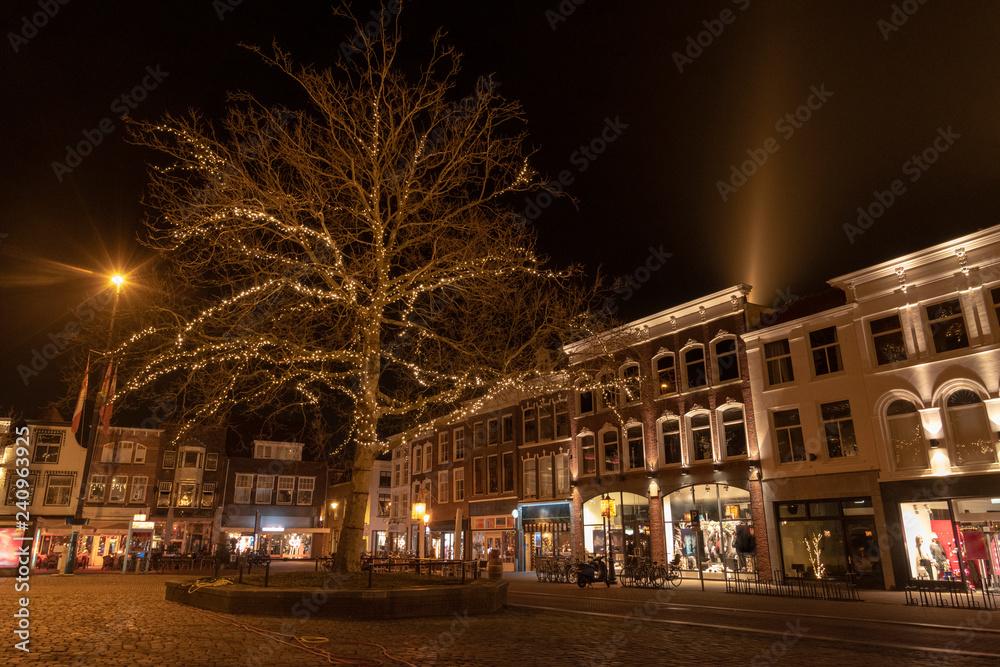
[621,363,641,404]
[523,409,537,443]
[555,453,570,495]
[234,474,253,503]
[412,444,423,473]
[205,453,218,471]
[774,409,806,463]
[254,442,302,460]
[101,443,114,463]
[992,287,1000,328]
[488,454,499,493]
[523,458,537,498]
[886,400,926,469]
[201,482,216,508]
[721,406,748,458]
[473,457,485,495]
[539,404,554,441]
[654,354,677,396]
[821,400,857,458]
[870,314,907,365]
[453,468,465,502]
[810,326,843,376]
[540,456,554,497]
[684,347,707,390]
[470,421,484,448]
[626,425,645,470]
[947,390,995,465]
[598,373,618,409]
[157,481,172,507]
[439,432,450,463]
[925,299,969,353]
[714,338,739,383]
[437,471,449,504]
[109,475,127,503]
[555,402,570,438]
[134,444,146,464]
[502,451,514,492]
[88,475,107,503]
[580,434,596,475]
[502,414,514,442]
[393,463,401,487]
[423,443,432,472]
[176,482,196,507]
[6,472,37,505]
[130,476,147,503]
[115,441,134,463]
[378,493,391,516]
[602,429,620,474]
[43,475,72,506]
[689,413,713,462]
[487,418,499,445]
[255,475,274,504]
[379,470,392,487]
[578,389,595,414]
[297,477,315,505]
[162,451,176,469]
[276,476,295,504]
[764,339,794,385]
[453,428,465,461]
[659,419,682,465]
[32,431,61,464]
[179,450,203,469]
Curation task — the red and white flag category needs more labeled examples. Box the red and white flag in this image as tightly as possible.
[70,355,90,435]
[100,363,118,437]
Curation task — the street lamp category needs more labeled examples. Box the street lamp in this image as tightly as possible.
[412,500,426,559]
[66,274,125,574]
[600,493,617,584]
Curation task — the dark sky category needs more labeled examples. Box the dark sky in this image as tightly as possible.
[2,0,999,415]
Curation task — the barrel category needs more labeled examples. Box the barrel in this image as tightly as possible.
[487,549,503,579]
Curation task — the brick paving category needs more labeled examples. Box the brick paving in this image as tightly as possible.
[3,572,999,666]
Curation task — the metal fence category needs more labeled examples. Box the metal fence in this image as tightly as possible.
[904,581,997,610]
[725,570,862,602]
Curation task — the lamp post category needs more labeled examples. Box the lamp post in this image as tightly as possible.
[66,274,125,574]
[600,493,617,584]
[412,499,427,559]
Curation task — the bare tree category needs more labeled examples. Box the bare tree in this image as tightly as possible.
[120,7,618,571]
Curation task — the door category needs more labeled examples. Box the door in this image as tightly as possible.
[844,517,883,588]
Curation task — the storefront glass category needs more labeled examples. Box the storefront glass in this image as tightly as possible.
[776,497,882,587]
[664,485,753,577]
[583,492,649,575]
[900,497,998,590]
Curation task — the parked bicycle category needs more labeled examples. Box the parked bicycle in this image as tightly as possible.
[620,554,682,589]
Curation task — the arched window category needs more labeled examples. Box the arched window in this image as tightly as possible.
[601,428,621,474]
[946,390,996,466]
[625,423,645,470]
[720,405,747,458]
[688,413,713,462]
[683,346,707,391]
[621,363,641,404]
[578,432,596,476]
[653,353,676,396]
[597,373,618,411]
[658,418,682,466]
[886,399,927,470]
[713,337,740,384]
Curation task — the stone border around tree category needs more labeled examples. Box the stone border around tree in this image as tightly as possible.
[165,579,507,620]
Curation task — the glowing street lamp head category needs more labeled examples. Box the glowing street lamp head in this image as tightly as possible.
[111,274,125,290]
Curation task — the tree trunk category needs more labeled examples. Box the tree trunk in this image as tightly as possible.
[332,441,377,573]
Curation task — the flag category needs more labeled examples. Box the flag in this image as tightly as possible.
[70,355,90,435]
[96,361,113,406]
[100,363,117,437]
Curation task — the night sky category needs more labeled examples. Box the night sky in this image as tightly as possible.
[2,0,999,415]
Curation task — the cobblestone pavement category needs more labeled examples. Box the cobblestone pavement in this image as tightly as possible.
[3,572,1000,667]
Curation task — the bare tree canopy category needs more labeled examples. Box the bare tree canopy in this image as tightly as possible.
[117,5,616,571]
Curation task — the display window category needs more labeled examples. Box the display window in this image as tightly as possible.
[664,485,753,577]
[900,497,999,590]
[584,491,649,575]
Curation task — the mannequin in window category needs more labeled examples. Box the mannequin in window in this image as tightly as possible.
[929,534,948,581]
[914,535,932,579]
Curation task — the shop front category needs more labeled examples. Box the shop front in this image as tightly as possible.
[257,527,321,558]
[470,515,516,568]
[882,474,1000,592]
[427,520,455,560]
[773,497,884,588]
[518,501,572,573]
[582,492,650,576]
[662,484,755,580]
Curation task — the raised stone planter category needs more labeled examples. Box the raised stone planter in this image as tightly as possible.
[165,579,507,620]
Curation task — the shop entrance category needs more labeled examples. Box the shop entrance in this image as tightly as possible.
[583,492,649,576]
[664,484,754,579]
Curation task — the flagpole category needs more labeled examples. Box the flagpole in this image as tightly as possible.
[65,275,124,574]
